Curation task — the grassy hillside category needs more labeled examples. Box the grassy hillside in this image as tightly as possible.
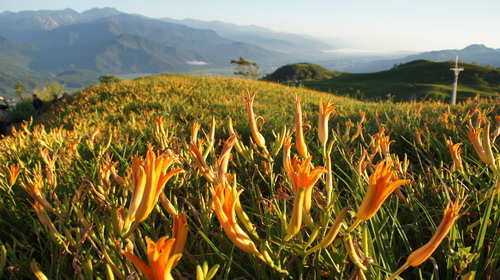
[304,60,500,101]
[0,74,498,279]
[262,63,340,82]
[40,74,357,143]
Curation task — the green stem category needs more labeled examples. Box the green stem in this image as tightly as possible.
[347,218,362,233]
[388,263,409,280]
[469,175,498,278]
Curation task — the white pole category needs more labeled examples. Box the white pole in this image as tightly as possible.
[450,56,464,105]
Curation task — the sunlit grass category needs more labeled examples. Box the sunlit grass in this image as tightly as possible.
[0,73,498,279]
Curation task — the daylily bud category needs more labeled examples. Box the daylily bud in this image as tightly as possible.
[306,208,347,254]
[344,233,367,271]
[31,260,49,280]
[389,199,463,280]
[295,96,309,158]
[212,183,264,260]
[244,92,266,148]
[191,122,200,144]
[285,187,305,241]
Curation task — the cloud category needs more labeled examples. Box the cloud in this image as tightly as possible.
[186,60,208,65]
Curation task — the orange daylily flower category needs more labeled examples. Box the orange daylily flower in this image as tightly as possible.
[172,213,188,267]
[356,148,375,177]
[123,236,182,280]
[190,122,200,144]
[128,146,184,224]
[467,122,495,166]
[244,92,266,148]
[446,138,464,172]
[188,143,217,184]
[318,98,337,146]
[31,201,58,234]
[212,183,264,260]
[344,120,353,140]
[389,199,463,280]
[295,96,309,158]
[283,137,327,211]
[348,160,408,231]
[20,177,55,213]
[155,116,169,150]
[99,155,122,190]
[353,123,364,141]
[7,164,21,187]
[370,127,394,156]
[294,157,327,211]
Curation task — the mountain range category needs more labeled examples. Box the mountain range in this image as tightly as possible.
[320,44,500,73]
[0,7,499,98]
[0,8,301,96]
[160,17,334,60]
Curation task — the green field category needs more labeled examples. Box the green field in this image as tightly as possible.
[303,60,500,101]
[0,74,498,279]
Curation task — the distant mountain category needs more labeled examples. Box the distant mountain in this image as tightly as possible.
[160,18,334,59]
[0,8,301,98]
[325,44,500,73]
[0,35,44,94]
[404,44,500,66]
[0,35,37,72]
[0,10,287,73]
[0,8,122,37]
[0,34,100,95]
[2,7,497,101]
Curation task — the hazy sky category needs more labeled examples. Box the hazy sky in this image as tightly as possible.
[2,0,499,52]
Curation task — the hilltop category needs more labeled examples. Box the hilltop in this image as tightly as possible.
[262,62,341,82]
[302,60,500,101]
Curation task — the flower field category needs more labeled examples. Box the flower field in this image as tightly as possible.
[0,74,498,279]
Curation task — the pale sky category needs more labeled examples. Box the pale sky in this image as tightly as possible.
[1,0,499,52]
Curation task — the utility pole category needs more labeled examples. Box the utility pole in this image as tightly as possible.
[449,56,464,105]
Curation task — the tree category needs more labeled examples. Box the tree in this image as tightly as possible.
[230,57,260,79]
[99,75,121,84]
[32,81,65,100]
[45,81,64,96]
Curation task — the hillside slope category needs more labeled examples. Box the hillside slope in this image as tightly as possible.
[304,60,500,101]
[42,74,358,140]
